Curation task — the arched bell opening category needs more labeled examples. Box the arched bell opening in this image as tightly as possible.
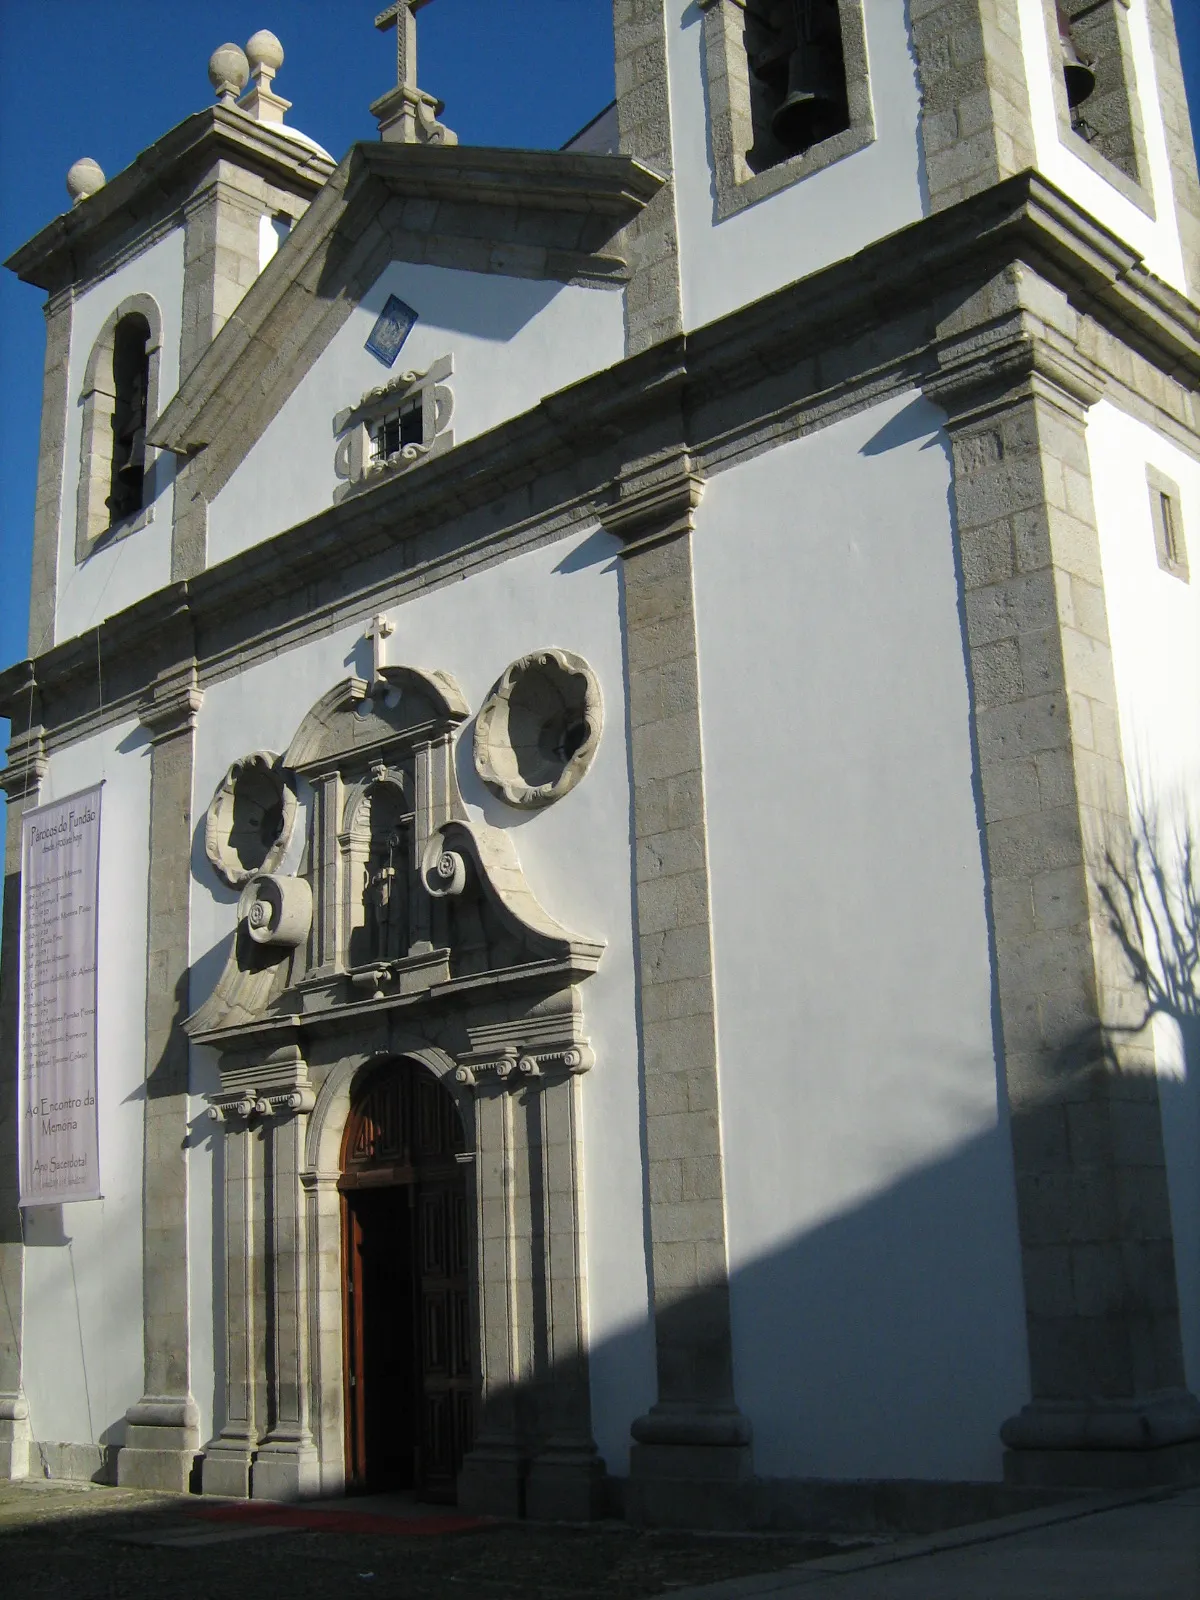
[338,1057,476,1501]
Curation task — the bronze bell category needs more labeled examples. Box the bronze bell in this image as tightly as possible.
[1056,3,1096,109]
[770,0,844,152]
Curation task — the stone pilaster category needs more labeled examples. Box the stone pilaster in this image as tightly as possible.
[925,302,1200,1487]
[174,171,275,582]
[612,0,683,354]
[458,1080,526,1517]
[524,1071,605,1521]
[0,693,47,1481]
[1145,0,1200,302]
[202,1108,259,1497]
[117,651,204,1493]
[602,454,752,1527]
[251,1055,320,1501]
[26,290,73,656]
[910,0,1036,212]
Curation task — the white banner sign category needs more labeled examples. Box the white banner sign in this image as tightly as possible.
[18,785,103,1206]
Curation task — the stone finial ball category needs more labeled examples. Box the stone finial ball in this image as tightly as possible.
[66,157,106,204]
[246,30,284,72]
[208,42,250,95]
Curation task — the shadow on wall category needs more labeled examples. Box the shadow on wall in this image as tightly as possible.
[1096,794,1200,1386]
[12,1074,1196,1516]
[11,806,1199,1511]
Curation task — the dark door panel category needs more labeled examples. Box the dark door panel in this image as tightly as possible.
[340,1059,475,1501]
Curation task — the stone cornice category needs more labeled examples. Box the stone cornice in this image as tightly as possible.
[925,317,1108,425]
[0,725,48,802]
[138,607,204,744]
[4,172,1200,738]
[356,139,665,215]
[4,106,336,293]
[600,449,706,554]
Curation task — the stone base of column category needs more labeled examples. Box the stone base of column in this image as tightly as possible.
[457,1440,526,1518]
[116,1396,200,1493]
[0,1395,31,1480]
[252,1434,320,1501]
[201,1432,257,1499]
[1001,1390,1200,1488]
[626,1405,754,1529]
[525,1444,606,1522]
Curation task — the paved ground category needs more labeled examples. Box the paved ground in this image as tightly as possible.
[0,1478,1194,1598]
[0,1479,865,1599]
[669,1485,1200,1600]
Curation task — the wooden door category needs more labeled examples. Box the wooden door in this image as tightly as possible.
[414,1178,474,1500]
[340,1060,474,1499]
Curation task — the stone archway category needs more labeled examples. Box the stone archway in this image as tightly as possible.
[302,1045,470,1500]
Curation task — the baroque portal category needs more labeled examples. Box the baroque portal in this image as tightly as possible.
[187,658,607,1519]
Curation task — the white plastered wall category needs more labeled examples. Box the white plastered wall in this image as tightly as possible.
[1015,0,1188,292]
[55,229,183,648]
[187,525,654,1469]
[206,265,626,567]
[692,392,1030,1479]
[667,0,926,333]
[1087,401,1200,1392]
[20,718,151,1473]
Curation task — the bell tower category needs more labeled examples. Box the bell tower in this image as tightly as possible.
[3,31,336,657]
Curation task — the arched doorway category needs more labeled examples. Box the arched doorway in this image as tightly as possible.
[339,1059,474,1500]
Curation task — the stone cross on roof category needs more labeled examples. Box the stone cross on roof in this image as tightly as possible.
[375,0,433,92]
[370,0,456,146]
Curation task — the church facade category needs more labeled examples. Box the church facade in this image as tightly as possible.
[1,1,1198,1528]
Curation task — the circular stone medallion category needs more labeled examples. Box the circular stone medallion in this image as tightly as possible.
[473,650,602,809]
[204,751,296,888]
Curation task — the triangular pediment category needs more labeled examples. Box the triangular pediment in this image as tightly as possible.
[149,141,663,502]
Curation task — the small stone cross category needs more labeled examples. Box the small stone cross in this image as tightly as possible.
[366,612,396,685]
[375,0,433,91]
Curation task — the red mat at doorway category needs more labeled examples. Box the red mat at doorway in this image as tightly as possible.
[187,1502,490,1537]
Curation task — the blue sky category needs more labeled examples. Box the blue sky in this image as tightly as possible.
[0,1,1197,691]
[0,0,616,674]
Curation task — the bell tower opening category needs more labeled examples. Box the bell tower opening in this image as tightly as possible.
[745,0,851,171]
[339,1058,474,1500]
[107,312,151,523]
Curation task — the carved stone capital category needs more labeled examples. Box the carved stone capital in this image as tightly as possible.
[925,322,1107,430]
[455,1003,595,1091]
[208,1043,314,1123]
[139,660,203,745]
[601,450,706,556]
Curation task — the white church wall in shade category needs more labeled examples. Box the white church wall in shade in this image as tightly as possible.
[666,0,926,334]
[1015,0,1187,293]
[188,525,655,1471]
[20,718,151,1466]
[1086,400,1200,1393]
[55,228,182,648]
[206,265,626,568]
[692,393,1030,1479]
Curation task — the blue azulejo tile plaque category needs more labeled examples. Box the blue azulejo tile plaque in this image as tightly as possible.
[365,294,419,366]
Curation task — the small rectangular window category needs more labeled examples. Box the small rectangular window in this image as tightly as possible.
[371,397,423,464]
[1147,466,1189,582]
